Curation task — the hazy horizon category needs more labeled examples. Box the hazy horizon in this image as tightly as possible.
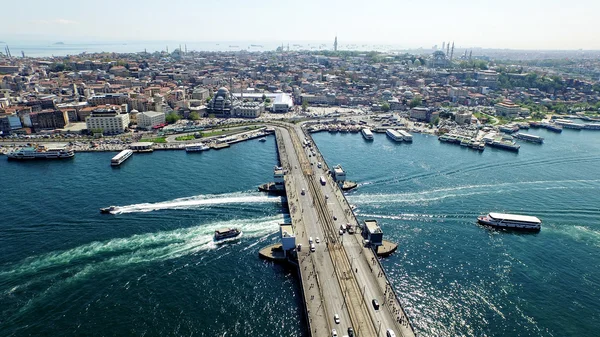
[2,0,600,51]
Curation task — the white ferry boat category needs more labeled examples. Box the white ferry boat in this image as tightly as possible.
[514,133,544,143]
[111,149,133,166]
[185,143,209,152]
[385,129,403,142]
[398,130,413,142]
[361,128,374,140]
[477,212,542,231]
[6,145,74,160]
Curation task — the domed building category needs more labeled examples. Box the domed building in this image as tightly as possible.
[206,87,236,117]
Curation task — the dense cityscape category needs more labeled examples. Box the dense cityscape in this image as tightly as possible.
[2,40,600,145]
[1,36,600,337]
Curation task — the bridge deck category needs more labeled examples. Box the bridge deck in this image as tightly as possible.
[274,125,415,337]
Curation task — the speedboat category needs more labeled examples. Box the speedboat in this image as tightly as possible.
[258,137,267,142]
[100,206,117,214]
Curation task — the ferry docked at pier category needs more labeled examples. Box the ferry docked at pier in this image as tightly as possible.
[477,212,542,231]
[214,228,242,241]
[6,144,74,160]
[397,129,413,142]
[385,129,404,142]
[514,133,544,143]
[185,143,209,152]
[541,123,562,133]
[258,166,286,195]
[111,149,133,166]
[361,128,374,140]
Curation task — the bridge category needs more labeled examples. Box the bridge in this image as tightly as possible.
[272,124,416,337]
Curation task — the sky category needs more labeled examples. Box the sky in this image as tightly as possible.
[2,0,599,50]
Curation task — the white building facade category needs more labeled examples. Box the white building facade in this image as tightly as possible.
[86,109,130,134]
[137,111,166,130]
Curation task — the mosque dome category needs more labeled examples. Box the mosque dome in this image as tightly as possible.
[217,87,229,96]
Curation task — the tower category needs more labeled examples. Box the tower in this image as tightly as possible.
[442,42,445,51]
[450,41,455,61]
[334,36,338,52]
[446,42,450,57]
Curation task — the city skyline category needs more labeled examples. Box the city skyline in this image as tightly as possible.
[2,0,600,50]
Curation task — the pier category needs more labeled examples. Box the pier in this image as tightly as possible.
[271,123,415,337]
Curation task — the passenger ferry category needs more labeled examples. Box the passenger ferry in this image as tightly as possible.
[583,123,600,130]
[111,149,133,166]
[185,143,209,152]
[214,228,242,241]
[541,123,562,133]
[477,212,542,231]
[488,139,520,152]
[514,133,544,143]
[361,128,374,140]
[385,129,403,142]
[398,129,413,142]
[554,119,584,130]
[7,144,74,160]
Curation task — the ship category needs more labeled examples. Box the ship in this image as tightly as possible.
[499,125,519,134]
[100,206,117,214]
[258,137,267,142]
[6,144,74,160]
[185,143,209,152]
[541,123,562,133]
[214,228,242,241]
[111,149,133,166]
[397,129,413,142]
[514,133,544,143]
[477,212,542,231]
[331,164,357,191]
[488,139,520,152]
[385,129,403,142]
[258,166,286,195]
[583,123,600,130]
[361,128,374,140]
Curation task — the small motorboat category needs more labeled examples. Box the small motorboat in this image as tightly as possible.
[100,206,117,214]
[258,137,267,142]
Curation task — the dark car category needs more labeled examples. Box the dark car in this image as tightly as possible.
[348,327,355,337]
[372,299,380,310]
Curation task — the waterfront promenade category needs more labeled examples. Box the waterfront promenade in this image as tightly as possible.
[274,124,415,337]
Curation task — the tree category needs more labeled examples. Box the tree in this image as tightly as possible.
[262,94,267,101]
[381,102,390,112]
[302,101,308,112]
[265,98,271,103]
[205,97,212,103]
[409,96,422,108]
[165,112,181,124]
[189,112,200,120]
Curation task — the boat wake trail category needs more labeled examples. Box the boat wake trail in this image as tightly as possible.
[0,215,283,315]
[348,179,600,205]
[112,191,284,214]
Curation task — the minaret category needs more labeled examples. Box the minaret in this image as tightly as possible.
[446,42,450,57]
[185,44,187,54]
[442,41,445,51]
[450,41,455,61]
[334,36,338,51]
[469,50,472,62]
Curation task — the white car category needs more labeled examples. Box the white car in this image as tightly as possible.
[332,329,338,337]
[316,237,320,244]
[334,313,340,324]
